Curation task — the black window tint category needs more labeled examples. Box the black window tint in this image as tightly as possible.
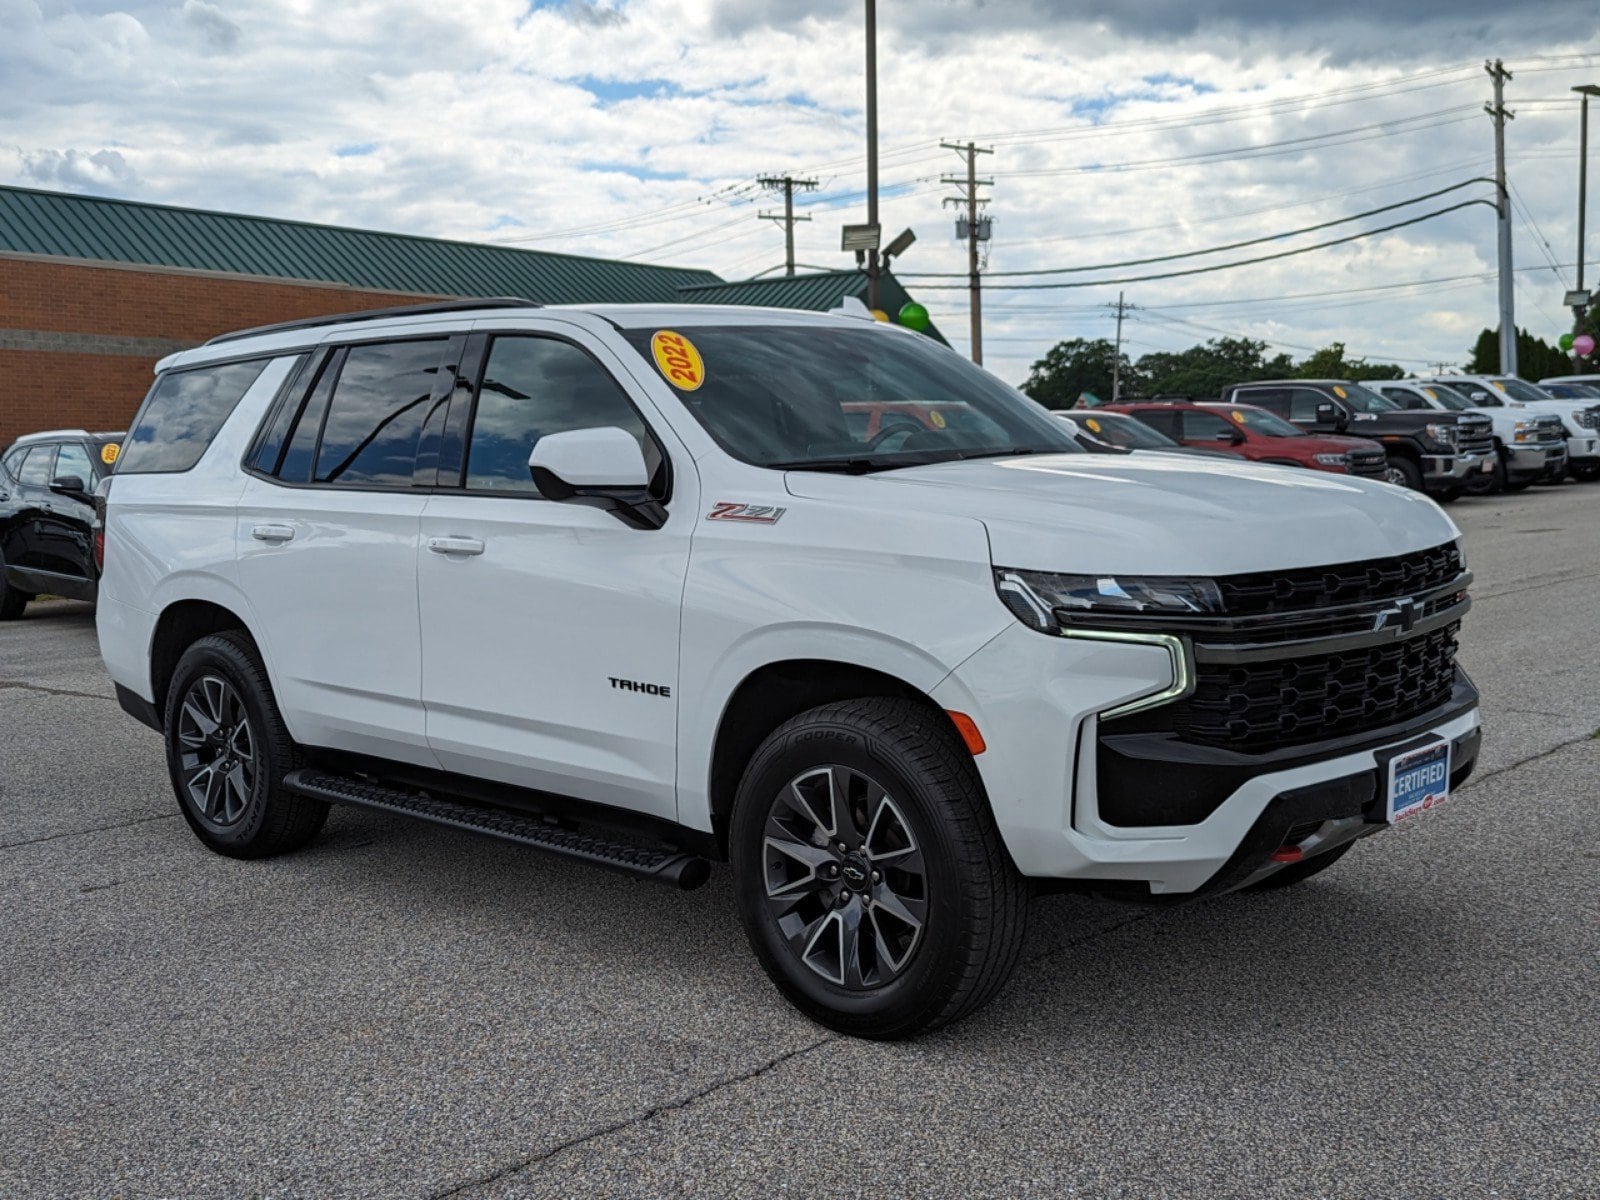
[2,448,25,480]
[118,359,269,474]
[19,446,55,485]
[247,353,312,475]
[1181,411,1235,441]
[277,351,341,483]
[1288,389,1330,422]
[314,340,447,486]
[1132,410,1179,438]
[54,443,93,483]
[466,337,649,493]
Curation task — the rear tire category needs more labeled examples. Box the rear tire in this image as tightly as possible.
[1245,842,1354,891]
[730,698,1028,1039]
[0,583,25,620]
[163,631,328,859]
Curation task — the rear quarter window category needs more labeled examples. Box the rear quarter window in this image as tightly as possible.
[118,359,270,474]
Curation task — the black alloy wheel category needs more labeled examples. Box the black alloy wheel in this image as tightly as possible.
[762,764,927,990]
[175,674,258,828]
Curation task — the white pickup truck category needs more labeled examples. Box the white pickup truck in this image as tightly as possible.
[1417,374,1600,483]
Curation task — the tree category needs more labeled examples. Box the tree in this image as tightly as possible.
[1467,326,1572,378]
[1133,337,1274,397]
[1021,338,1128,409]
[1294,341,1405,380]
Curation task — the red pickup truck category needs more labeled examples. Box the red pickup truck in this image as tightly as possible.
[1101,399,1389,478]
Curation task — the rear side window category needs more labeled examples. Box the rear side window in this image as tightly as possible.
[465,336,651,493]
[119,359,269,474]
[1131,409,1179,439]
[18,445,56,485]
[313,340,448,486]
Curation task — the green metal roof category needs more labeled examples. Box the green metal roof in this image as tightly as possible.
[677,269,946,343]
[0,184,721,304]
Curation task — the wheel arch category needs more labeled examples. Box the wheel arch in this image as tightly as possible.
[705,658,954,855]
[148,599,259,723]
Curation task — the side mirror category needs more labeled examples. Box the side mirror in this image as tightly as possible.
[1214,429,1244,444]
[1469,391,1488,402]
[528,427,663,530]
[49,475,89,500]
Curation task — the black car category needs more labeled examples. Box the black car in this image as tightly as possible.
[1218,379,1496,499]
[0,429,124,618]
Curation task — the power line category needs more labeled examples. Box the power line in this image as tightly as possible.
[910,200,1496,291]
[902,179,1491,278]
[757,175,818,276]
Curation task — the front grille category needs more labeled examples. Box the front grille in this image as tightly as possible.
[1576,407,1600,430]
[1215,542,1463,616]
[1531,415,1565,442]
[1173,622,1460,751]
[1346,447,1387,477]
[1455,415,1493,456]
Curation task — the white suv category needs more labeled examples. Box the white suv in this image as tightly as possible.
[98,299,1482,1037]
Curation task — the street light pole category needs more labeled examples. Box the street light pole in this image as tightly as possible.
[864,0,880,312]
[1573,84,1600,368]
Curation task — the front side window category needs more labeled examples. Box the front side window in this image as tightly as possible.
[1181,411,1239,442]
[53,443,94,483]
[314,340,449,486]
[621,324,1078,471]
[18,445,56,486]
[465,336,652,493]
[119,359,269,474]
[1287,389,1334,422]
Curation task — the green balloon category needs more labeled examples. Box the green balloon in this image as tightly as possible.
[1560,332,1576,351]
[897,301,931,332]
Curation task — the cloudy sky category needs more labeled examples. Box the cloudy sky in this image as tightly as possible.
[4,0,1599,383]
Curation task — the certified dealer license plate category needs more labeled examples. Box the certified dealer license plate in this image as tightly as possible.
[1387,739,1452,822]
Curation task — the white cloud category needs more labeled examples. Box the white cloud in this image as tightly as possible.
[2,0,1597,379]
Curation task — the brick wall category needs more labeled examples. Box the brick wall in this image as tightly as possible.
[0,255,439,446]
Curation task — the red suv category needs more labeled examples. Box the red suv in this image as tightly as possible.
[1102,400,1388,478]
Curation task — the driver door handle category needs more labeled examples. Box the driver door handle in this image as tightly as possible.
[427,536,485,557]
[251,524,296,543]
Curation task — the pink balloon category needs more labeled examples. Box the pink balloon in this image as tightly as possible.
[1576,334,1597,357]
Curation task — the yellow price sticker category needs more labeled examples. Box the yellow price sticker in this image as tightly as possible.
[1084,418,1101,433]
[929,410,947,429]
[1423,388,1437,400]
[1231,410,1245,423]
[101,443,120,465]
[1333,386,1348,399]
[650,330,705,391]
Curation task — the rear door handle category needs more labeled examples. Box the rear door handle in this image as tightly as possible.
[427,536,485,556]
[251,524,296,543]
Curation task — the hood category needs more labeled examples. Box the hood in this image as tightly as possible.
[783,453,1458,576]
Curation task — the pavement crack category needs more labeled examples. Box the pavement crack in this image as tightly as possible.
[428,1036,836,1198]
[0,679,117,702]
[1458,730,1599,793]
[0,811,177,851]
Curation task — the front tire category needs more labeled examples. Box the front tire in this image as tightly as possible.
[163,631,328,859]
[1382,457,1422,490]
[730,698,1028,1039]
[1570,462,1600,482]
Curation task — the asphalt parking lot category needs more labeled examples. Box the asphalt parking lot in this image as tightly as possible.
[2,484,1597,1199]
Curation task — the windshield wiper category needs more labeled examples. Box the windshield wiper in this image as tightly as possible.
[765,456,909,474]
[950,446,1040,461]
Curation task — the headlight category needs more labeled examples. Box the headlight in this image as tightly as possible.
[995,568,1223,633]
[1313,452,1349,467]
[1512,419,1540,443]
[1578,408,1600,429]
[1425,423,1459,446]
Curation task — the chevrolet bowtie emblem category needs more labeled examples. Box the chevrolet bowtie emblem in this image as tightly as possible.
[1373,597,1418,633]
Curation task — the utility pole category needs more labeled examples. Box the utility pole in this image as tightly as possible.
[864,0,880,311]
[758,176,817,276]
[941,141,993,364]
[1110,292,1132,399]
[1486,59,1517,375]
[1572,84,1599,368]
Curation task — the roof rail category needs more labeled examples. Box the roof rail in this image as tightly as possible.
[7,428,94,445]
[203,297,544,347]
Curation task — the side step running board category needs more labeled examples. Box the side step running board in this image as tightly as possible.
[283,768,711,890]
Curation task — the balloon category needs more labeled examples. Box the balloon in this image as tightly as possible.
[1559,332,1575,351]
[1576,334,1596,357]
[897,302,931,332]
[870,308,890,322]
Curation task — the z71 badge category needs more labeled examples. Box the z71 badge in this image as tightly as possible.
[707,502,787,524]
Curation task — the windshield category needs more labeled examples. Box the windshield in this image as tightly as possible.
[1491,377,1554,404]
[1220,405,1302,437]
[1542,381,1600,399]
[1336,383,1401,413]
[623,324,1080,470]
[1417,383,1476,411]
[1073,412,1176,449]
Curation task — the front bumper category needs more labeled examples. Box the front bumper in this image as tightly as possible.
[1421,450,1493,485]
[1565,431,1600,466]
[1505,440,1568,480]
[934,619,1481,895]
